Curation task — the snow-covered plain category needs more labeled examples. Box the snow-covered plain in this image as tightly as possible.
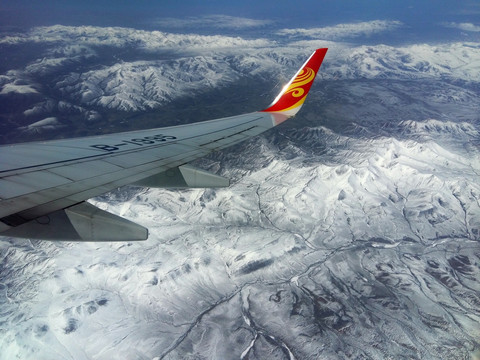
[0,23,480,359]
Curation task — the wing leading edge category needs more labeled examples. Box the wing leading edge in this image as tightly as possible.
[0,48,328,241]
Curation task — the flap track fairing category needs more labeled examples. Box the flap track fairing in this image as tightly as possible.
[134,165,229,188]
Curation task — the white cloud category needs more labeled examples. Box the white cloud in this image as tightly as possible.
[277,20,403,40]
[17,117,65,134]
[23,117,59,128]
[0,82,38,95]
[0,25,273,50]
[444,22,480,32]
[153,15,273,30]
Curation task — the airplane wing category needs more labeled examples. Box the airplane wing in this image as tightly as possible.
[0,48,328,241]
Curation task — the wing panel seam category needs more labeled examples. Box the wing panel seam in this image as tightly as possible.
[0,115,266,175]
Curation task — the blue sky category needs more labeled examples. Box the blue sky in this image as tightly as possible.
[0,0,479,45]
[1,0,478,28]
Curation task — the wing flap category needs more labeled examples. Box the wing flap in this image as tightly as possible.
[65,202,148,241]
[134,165,229,188]
[1,201,147,241]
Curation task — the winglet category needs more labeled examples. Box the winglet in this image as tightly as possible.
[261,48,327,117]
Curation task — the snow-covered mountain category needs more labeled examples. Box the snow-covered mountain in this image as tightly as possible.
[54,42,480,111]
[0,23,479,360]
[1,122,478,359]
[1,26,479,118]
[55,57,244,111]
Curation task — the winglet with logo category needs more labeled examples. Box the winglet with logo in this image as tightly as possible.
[261,48,327,119]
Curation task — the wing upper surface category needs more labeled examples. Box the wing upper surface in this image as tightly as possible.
[0,112,274,220]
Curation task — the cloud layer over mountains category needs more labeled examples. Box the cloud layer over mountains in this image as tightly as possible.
[1,23,479,116]
[277,20,403,39]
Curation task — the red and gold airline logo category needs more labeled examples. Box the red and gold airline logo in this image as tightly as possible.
[283,67,315,103]
[261,48,327,116]
[262,67,316,112]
